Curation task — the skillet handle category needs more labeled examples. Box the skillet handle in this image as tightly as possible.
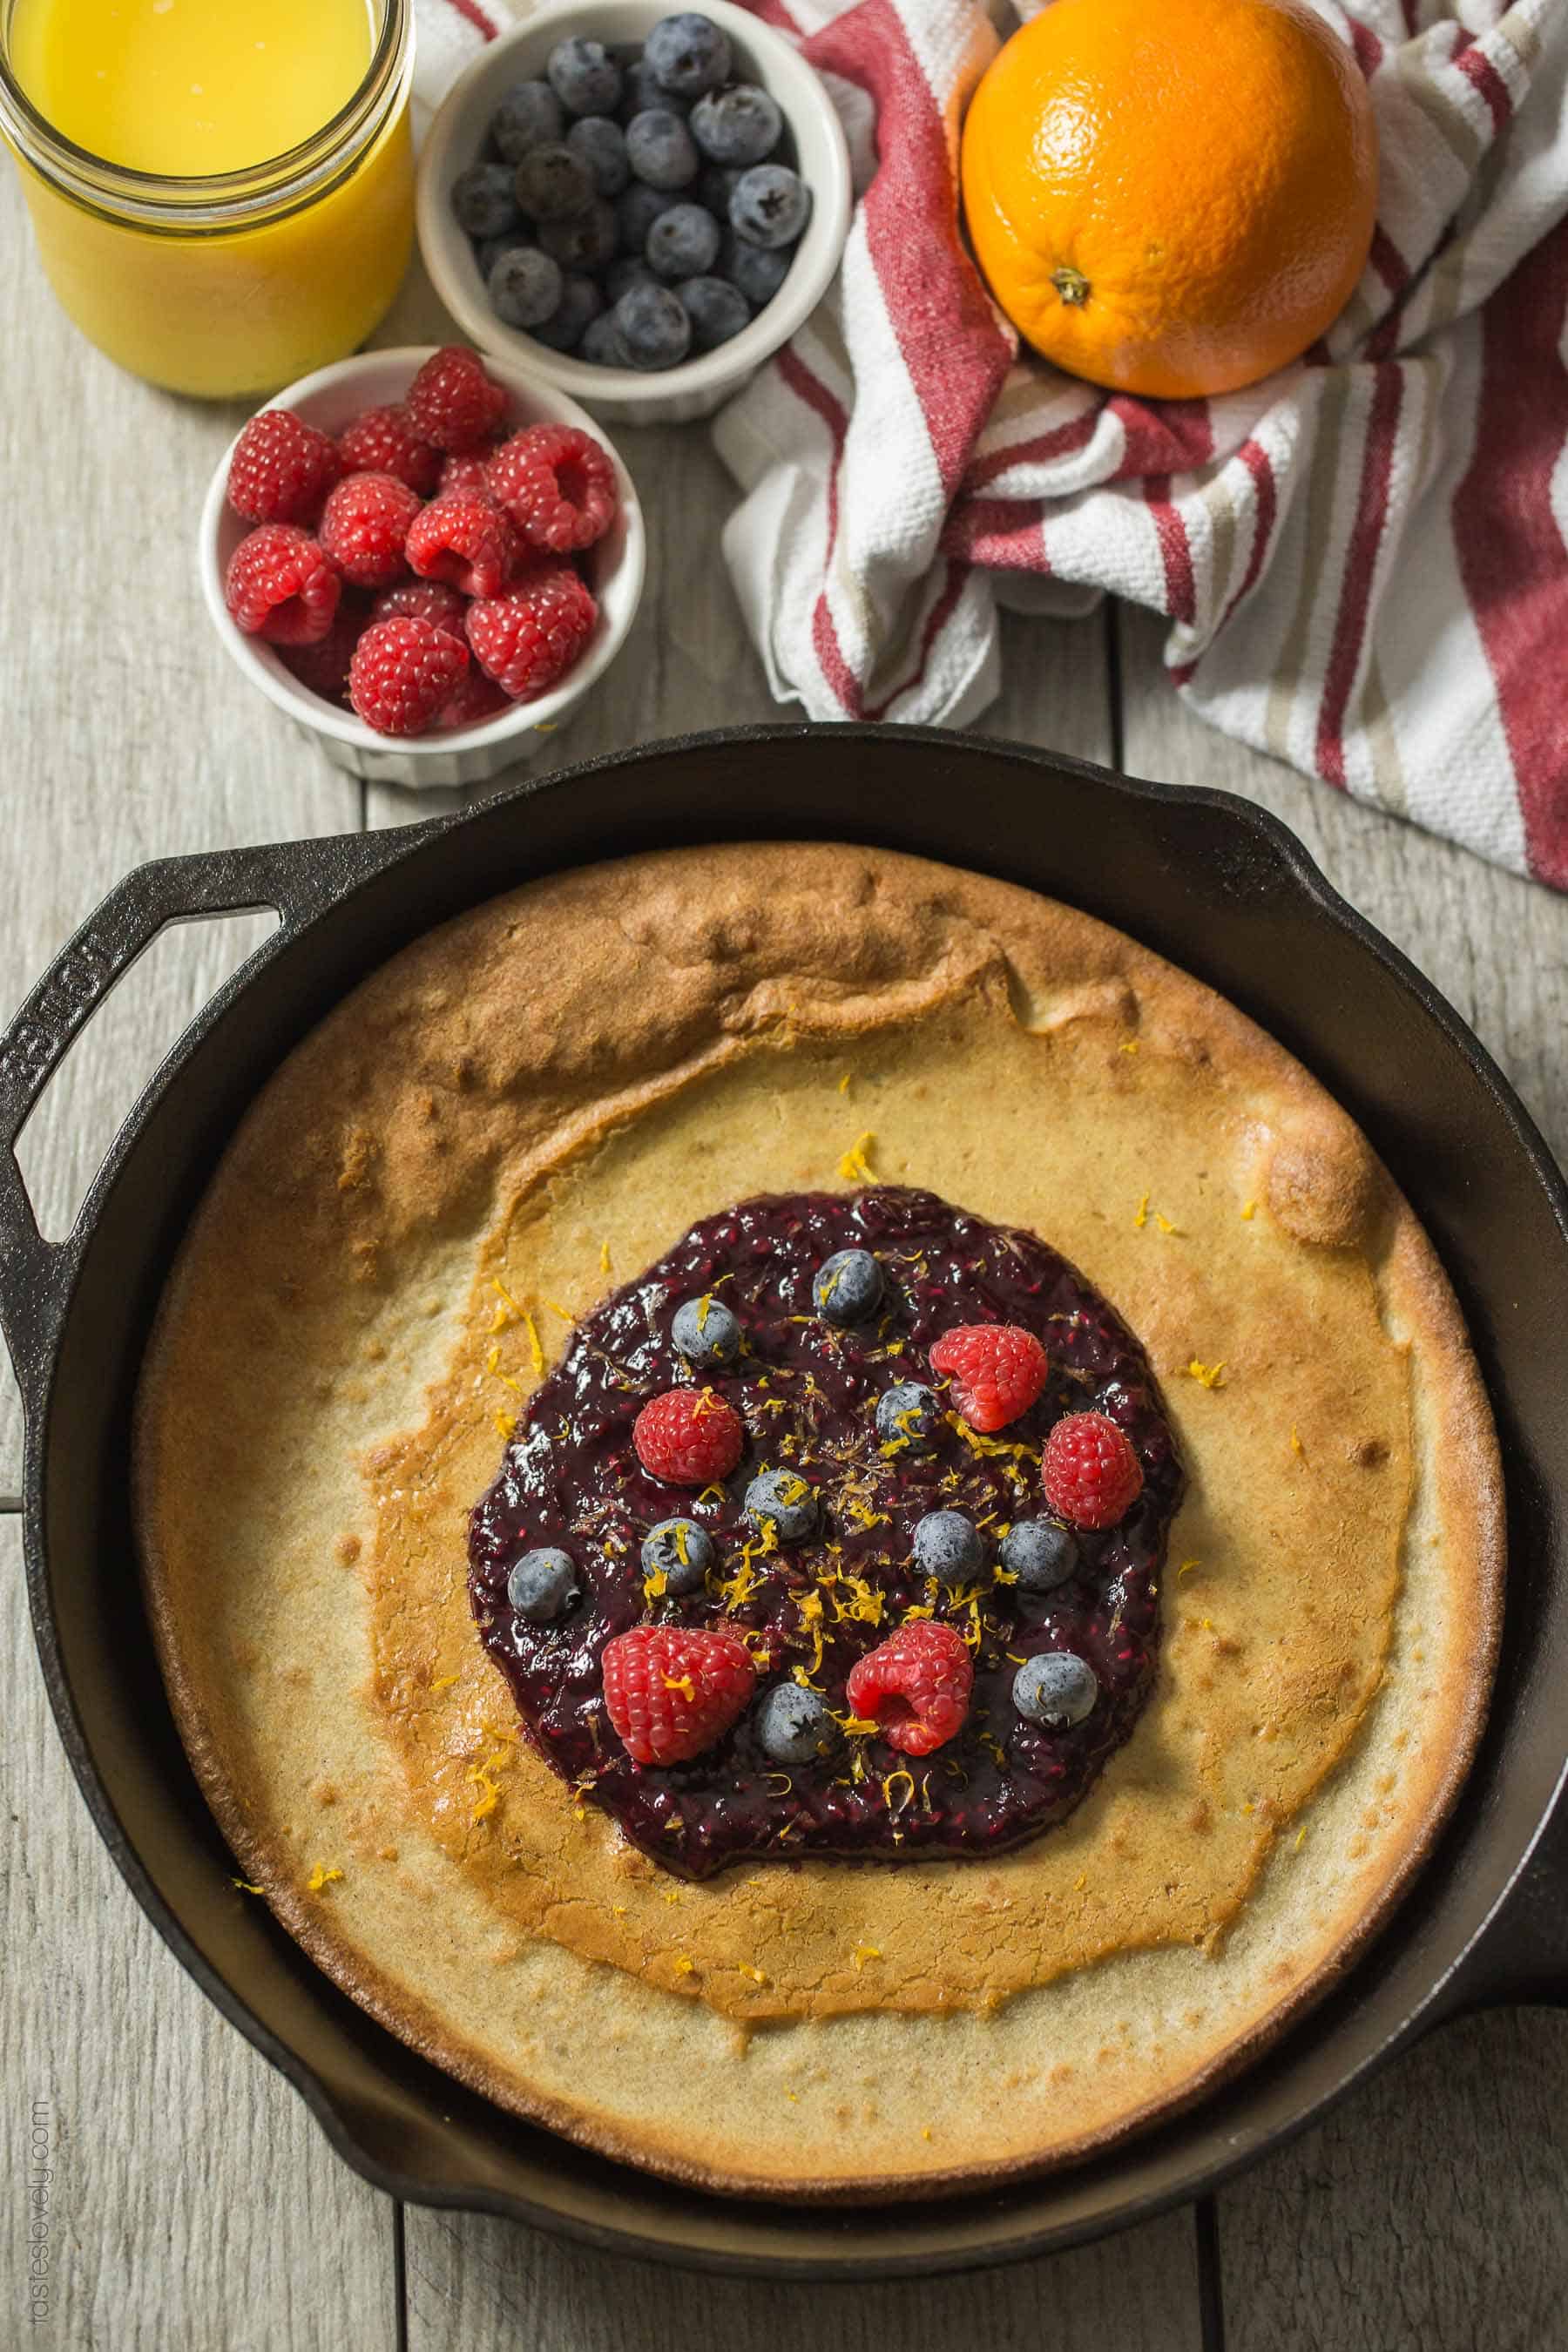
[0,831,394,1415]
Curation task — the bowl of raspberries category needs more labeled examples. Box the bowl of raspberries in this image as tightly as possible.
[417,1,852,423]
[199,342,645,787]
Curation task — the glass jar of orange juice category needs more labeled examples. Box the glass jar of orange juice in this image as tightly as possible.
[0,0,415,398]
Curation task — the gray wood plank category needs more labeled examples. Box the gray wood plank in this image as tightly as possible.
[0,1518,396,2351]
[1119,603,1568,2349]
[0,165,357,1496]
[1215,2011,1568,2352]
[405,2205,1205,2352]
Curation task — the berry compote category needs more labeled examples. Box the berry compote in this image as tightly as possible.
[469,1186,1181,1878]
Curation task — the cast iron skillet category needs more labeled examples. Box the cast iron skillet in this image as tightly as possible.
[2,726,1565,2278]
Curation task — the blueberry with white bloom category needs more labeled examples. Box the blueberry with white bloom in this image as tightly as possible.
[875,1381,942,1454]
[671,1292,741,1367]
[730,162,811,249]
[487,244,563,329]
[691,84,782,166]
[911,1510,984,1582]
[507,1547,578,1622]
[645,11,732,99]
[757,1682,837,1764]
[646,201,720,281]
[679,274,749,350]
[640,1517,715,1594]
[812,1246,882,1326]
[616,179,679,249]
[613,279,692,368]
[1001,1519,1080,1593]
[451,160,521,240]
[1013,1652,1098,1728]
[625,106,700,190]
[581,311,632,367]
[547,35,622,118]
[746,1467,819,1544]
[721,231,793,308]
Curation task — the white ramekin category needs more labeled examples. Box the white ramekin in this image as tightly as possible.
[416,0,852,426]
[198,345,646,790]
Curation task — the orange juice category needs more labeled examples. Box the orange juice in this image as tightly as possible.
[0,0,415,396]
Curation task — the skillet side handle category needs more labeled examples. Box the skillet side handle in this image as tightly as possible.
[1448,1769,1568,2011]
[0,832,390,1417]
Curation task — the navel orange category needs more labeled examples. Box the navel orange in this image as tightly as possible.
[960,0,1379,400]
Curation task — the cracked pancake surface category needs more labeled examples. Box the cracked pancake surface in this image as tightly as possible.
[136,842,1502,2197]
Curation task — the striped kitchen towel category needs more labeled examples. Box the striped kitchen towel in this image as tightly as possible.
[715,0,1568,890]
[413,0,504,138]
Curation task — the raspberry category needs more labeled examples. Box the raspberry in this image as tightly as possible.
[280,594,367,703]
[632,1386,743,1486]
[602,1623,755,1767]
[844,1621,973,1757]
[929,1323,1049,1433]
[318,470,423,590]
[335,404,442,497]
[406,494,518,599]
[225,524,341,645]
[466,565,597,700]
[487,422,618,553]
[348,617,470,737]
[369,578,468,639]
[226,408,341,525]
[433,664,512,731]
[438,450,500,500]
[405,344,509,452]
[1040,1411,1144,1530]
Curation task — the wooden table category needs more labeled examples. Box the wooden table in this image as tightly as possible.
[2,172,1565,2351]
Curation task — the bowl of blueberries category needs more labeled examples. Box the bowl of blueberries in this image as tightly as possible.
[417,0,852,422]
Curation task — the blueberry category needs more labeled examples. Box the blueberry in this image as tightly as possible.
[697,163,742,218]
[640,1517,715,1594]
[730,162,811,248]
[678,274,750,350]
[507,1546,578,1622]
[875,1381,942,1454]
[745,1467,818,1544]
[645,12,733,98]
[581,311,632,367]
[613,279,693,368]
[756,1682,836,1765]
[691,83,782,166]
[671,1292,742,1366]
[475,228,528,280]
[451,160,521,240]
[605,253,658,303]
[646,201,720,281]
[1012,1652,1098,1728]
[625,107,700,190]
[547,35,622,118]
[531,273,603,352]
[514,141,596,221]
[538,197,618,269]
[1001,1520,1079,1594]
[617,179,680,248]
[487,243,564,329]
[566,113,630,197]
[721,231,794,307]
[621,55,693,120]
[911,1510,984,1582]
[490,78,564,165]
[812,1247,882,1326]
